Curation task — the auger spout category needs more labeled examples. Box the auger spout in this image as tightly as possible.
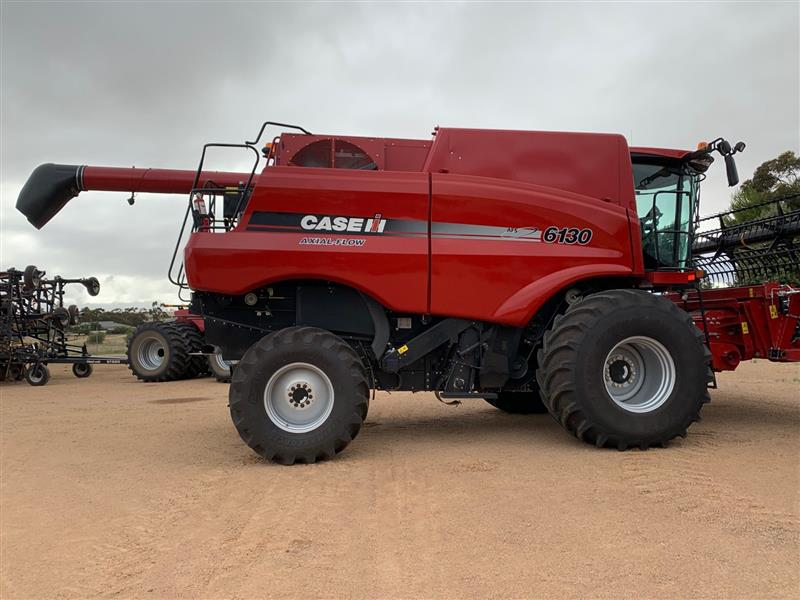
[16,163,253,229]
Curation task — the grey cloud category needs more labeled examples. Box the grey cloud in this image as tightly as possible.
[2,1,798,305]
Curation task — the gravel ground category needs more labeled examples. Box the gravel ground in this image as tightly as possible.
[1,362,798,599]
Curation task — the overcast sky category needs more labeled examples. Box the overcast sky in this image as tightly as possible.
[1,1,798,307]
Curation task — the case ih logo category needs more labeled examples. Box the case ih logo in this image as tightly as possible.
[300,213,387,234]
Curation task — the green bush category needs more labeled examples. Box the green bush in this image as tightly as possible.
[87,331,106,344]
[109,326,132,335]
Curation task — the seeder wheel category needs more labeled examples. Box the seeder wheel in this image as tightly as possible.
[23,265,42,291]
[72,362,93,378]
[52,307,71,328]
[83,277,101,297]
[25,363,51,386]
[9,364,25,381]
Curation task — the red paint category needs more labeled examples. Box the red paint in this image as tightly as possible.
[429,173,636,324]
[81,166,250,194]
[425,129,637,210]
[667,284,800,371]
[173,308,205,332]
[185,167,431,314]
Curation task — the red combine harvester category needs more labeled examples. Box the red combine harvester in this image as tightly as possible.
[16,123,799,464]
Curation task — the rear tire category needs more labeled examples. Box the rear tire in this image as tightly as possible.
[126,322,192,382]
[485,390,548,414]
[229,326,369,464]
[168,321,206,378]
[25,363,50,386]
[536,289,711,450]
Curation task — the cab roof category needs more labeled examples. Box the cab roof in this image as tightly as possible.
[630,147,692,160]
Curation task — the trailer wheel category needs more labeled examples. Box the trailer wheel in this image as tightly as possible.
[536,289,711,450]
[126,322,192,382]
[72,362,93,378]
[25,363,50,386]
[230,326,369,464]
[485,390,548,414]
[208,351,232,382]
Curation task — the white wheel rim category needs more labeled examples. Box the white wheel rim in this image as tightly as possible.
[263,362,334,433]
[212,352,232,372]
[137,336,166,371]
[603,336,675,414]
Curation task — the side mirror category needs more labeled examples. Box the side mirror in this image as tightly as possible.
[724,153,739,186]
[734,141,746,154]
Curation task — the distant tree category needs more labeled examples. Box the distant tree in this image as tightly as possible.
[726,151,800,225]
[73,302,173,329]
[147,301,172,322]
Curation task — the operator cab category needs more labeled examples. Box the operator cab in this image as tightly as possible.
[632,156,699,270]
[631,138,744,271]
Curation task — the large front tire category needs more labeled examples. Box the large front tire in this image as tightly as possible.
[229,327,369,465]
[536,289,711,450]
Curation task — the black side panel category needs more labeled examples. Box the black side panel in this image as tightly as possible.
[204,317,265,361]
[296,285,375,336]
[16,164,83,229]
[479,326,517,389]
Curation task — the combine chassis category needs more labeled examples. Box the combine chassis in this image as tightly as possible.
[14,121,800,462]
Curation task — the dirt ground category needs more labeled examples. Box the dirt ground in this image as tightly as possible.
[1,362,798,599]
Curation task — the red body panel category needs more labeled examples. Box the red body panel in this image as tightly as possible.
[173,308,205,332]
[429,173,636,323]
[425,129,637,211]
[184,128,644,326]
[185,167,431,313]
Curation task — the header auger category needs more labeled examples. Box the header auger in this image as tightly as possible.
[16,122,799,463]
